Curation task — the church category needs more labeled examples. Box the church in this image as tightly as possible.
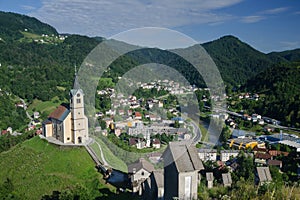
[42,80,89,144]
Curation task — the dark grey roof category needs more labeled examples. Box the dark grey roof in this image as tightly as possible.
[152,170,164,188]
[128,158,155,174]
[206,172,214,181]
[257,167,272,182]
[163,141,204,173]
[222,173,232,185]
[70,88,84,97]
[198,149,217,153]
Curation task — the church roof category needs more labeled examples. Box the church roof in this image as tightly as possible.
[163,141,204,173]
[70,75,84,96]
[49,105,70,121]
[70,88,84,97]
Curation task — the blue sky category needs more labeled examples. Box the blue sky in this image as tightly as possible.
[1,0,300,52]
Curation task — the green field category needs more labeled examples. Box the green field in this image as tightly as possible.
[0,137,123,199]
[19,31,64,44]
[27,97,63,117]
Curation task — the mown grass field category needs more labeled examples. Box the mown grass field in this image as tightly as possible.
[27,97,63,116]
[0,137,121,199]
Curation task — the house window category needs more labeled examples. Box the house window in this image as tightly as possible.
[77,93,80,97]
[141,171,144,176]
[78,112,80,115]
[76,98,81,104]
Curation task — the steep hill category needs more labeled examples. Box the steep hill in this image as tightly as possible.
[268,48,300,62]
[0,11,58,42]
[202,35,285,86]
[244,62,300,127]
[0,136,125,199]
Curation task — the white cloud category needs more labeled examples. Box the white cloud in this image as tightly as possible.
[262,7,289,15]
[29,0,243,37]
[240,6,289,24]
[241,15,265,23]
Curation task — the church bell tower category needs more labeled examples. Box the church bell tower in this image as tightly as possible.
[70,67,89,144]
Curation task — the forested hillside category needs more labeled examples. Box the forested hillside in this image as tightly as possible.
[202,35,286,86]
[244,62,300,127]
[0,11,58,42]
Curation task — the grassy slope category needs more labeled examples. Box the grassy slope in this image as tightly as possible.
[0,137,116,199]
[27,97,63,116]
[92,136,128,173]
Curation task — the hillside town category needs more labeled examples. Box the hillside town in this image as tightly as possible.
[1,74,300,199]
[87,78,300,199]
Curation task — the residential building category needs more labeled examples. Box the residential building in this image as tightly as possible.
[267,160,282,168]
[220,150,239,162]
[256,167,272,185]
[163,141,204,200]
[152,138,161,149]
[206,172,214,188]
[128,158,155,194]
[198,149,217,162]
[222,173,232,187]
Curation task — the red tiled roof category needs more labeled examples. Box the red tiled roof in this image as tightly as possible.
[135,112,142,117]
[268,150,289,157]
[153,138,161,144]
[253,146,267,153]
[49,105,68,120]
[129,138,137,146]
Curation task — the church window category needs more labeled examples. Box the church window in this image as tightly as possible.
[67,137,70,140]
[76,98,81,104]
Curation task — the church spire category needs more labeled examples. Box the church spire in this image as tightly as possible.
[73,64,80,90]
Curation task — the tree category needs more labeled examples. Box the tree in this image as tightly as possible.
[174,120,180,128]
[219,126,231,147]
[234,151,254,181]
[99,120,107,130]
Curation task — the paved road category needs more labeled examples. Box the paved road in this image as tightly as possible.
[94,140,109,166]
[206,105,300,132]
[188,119,202,144]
